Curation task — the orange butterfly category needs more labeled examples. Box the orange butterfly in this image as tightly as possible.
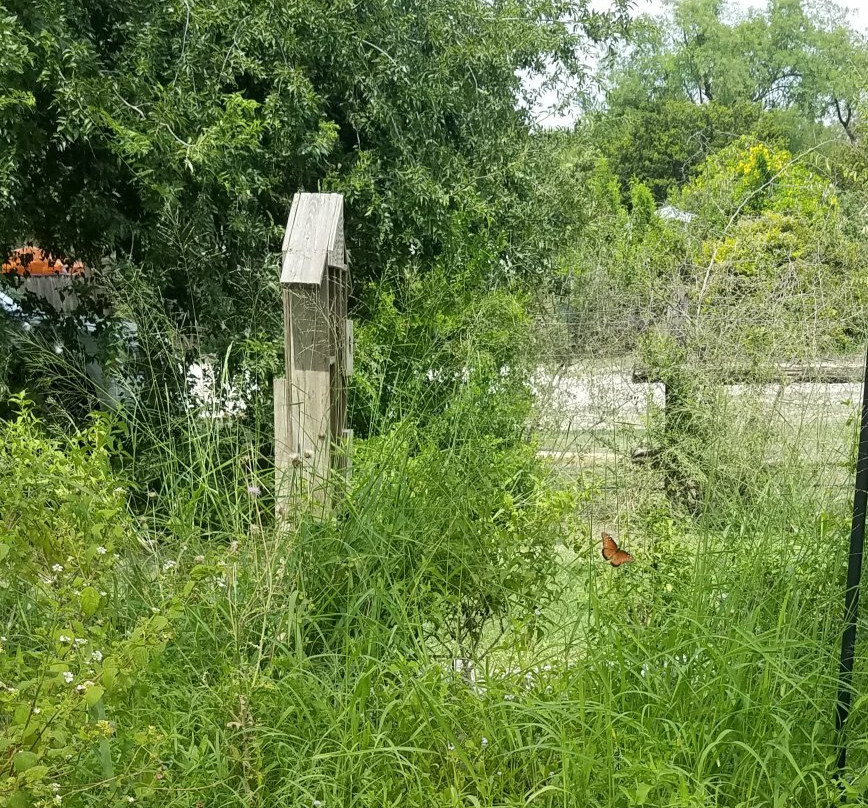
[601,532,634,567]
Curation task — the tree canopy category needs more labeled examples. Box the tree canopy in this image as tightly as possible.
[0,0,625,344]
[592,0,866,198]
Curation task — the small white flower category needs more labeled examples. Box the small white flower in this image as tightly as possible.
[91,650,103,663]
[640,663,648,678]
[194,555,205,564]
[53,344,63,355]
[96,546,108,556]
[481,737,489,748]
[503,694,515,701]
[33,707,41,714]
[534,608,541,617]
[312,801,323,808]
[99,591,107,597]
[59,635,72,644]
[51,783,61,792]
[62,672,74,684]
[127,797,136,804]
[147,491,157,500]
[542,664,552,672]
[53,796,62,805]
[246,484,261,498]
[162,560,177,572]
[113,487,125,496]
[76,684,85,692]
[1,636,6,642]
[447,742,455,751]
[52,564,64,574]
[73,638,87,647]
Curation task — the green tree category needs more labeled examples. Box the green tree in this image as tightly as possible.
[0,0,617,349]
[591,0,866,197]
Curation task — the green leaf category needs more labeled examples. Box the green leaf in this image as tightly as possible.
[0,542,9,562]
[7,789,30,808]
[13,704,30,726]
[84,685,105,707]
[22,765,49,783]
[80,586,101,618]
[12,750,38,772]
[102,664,117,691]
[634,783,652,805]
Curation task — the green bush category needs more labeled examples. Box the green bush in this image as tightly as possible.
[0,399,192,807]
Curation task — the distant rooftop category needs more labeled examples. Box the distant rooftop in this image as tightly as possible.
[657,205,695,223]
[2,246,85,277]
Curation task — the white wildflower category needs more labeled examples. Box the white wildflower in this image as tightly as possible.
[96,546,108,556]
[162,560,177,572]
[91,650,103,663]
[62,672,74,684]
[52,564,64,574]
[58,635,72,644]
[73,638,87,647]
[481,737,489,748]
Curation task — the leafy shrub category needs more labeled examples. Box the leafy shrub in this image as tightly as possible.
[0,399,188,807]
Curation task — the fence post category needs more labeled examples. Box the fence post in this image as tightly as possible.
[274,193,352,519]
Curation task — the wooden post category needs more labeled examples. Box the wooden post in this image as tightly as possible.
[275,193,352,517]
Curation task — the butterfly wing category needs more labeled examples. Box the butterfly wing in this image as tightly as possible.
[601,532,634,567]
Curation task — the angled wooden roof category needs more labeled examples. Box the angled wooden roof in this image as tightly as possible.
[280,193,345,286]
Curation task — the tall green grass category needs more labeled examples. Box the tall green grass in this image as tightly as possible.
[2,322,868,807]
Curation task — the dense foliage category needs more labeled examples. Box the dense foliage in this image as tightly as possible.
[591,0,865,198]
[0,0,618,339]
[2,0,868,805]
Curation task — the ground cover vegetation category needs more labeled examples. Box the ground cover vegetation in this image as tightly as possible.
[2,0,868,806]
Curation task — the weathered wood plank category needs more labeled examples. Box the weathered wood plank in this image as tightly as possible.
[289,368,331,503]
[287,285,331,374]
[273,376,294,519]
[281,193,343,286]
[345,319,354,377]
